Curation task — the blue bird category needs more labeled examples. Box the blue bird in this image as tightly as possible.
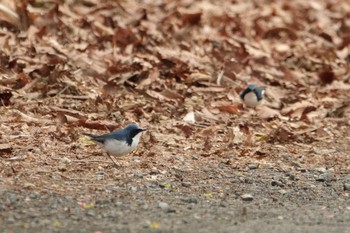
[84,123,146,166]
[240,84,265,108]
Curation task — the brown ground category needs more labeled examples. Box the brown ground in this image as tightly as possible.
[0,0,350,232]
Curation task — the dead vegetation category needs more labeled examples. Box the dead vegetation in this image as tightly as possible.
[0,1,349,229]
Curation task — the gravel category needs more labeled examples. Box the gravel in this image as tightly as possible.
[241,194,254,201]
[1,167,350,233]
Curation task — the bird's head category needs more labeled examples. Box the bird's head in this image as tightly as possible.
[124,123,146,138]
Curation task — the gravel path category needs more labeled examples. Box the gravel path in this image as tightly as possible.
[1,167,350,233]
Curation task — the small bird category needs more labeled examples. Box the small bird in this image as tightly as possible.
[240,84,265,108]
[84,123,146,167]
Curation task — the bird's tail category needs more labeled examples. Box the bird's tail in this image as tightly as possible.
[83,133,105,143]
[83,133,98,140]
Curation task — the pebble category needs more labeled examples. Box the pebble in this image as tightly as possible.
[150,167,160,175]
[7,215,15,223]
[296,167,307,172]
[279,189,288,195]
[287,173,296,181]
[271,180,284,187]
[76,154,84,160]
[96,172,105,180]
[58,162,67,172]
[158,202,175,213]
[133,172,144,179]
[141,204,149,210]
[241,194,254,201]
[51,175,61,181]
[61,157,71,163]
[315,173,335,182]
[23,183,35,189]
[315,175,325,182]
[182,182,191,187]
[316,167,327,173]
[86,210,95,217]
[219,202,227,207]
[243,178,253,184]
[343,183,350,191]
[221,153,234,159]
[248,163,258,170]
[175,156,185,162]
[158,202,169,211]
[181,197,198,204]
[96,199,110,206]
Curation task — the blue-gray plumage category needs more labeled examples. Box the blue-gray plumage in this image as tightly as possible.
[84,123,146,166]
[240,84,265,108]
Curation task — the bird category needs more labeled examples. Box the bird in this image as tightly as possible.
[240,84,265,108]
[84,123,146,167]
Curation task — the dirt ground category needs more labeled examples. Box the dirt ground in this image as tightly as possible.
[0,0,350,232]
[1,137,350,233]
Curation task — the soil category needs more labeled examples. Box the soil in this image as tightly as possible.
[1,135,350,233]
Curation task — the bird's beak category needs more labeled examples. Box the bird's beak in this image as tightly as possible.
[140,128,147,132]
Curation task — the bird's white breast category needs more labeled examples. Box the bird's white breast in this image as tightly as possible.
[103,132,142,156]
[243,92,260,107]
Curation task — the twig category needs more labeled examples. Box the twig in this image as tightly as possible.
[60,95,90,100]
[71,160,112,163]
[49,106,86,119]
[12,109,46,123]
[59,174,90,181]
[216,68,224,86]
[5,155,27,161]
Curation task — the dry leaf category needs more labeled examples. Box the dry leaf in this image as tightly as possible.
[256,106,282,119]
[216,105,239,114]
[281,101,316,120]
[183,111,196,124]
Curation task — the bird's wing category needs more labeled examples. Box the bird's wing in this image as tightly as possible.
[240,87,253,100]
[253,87,264,101]
[84,131,126,143]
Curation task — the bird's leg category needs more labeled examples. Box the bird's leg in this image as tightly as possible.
[106,153,120,167]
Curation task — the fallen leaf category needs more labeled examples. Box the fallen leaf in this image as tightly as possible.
[318,67,335,85]
[175,124,194,138]
[183,111,196,124]
[268,126,295,143]
[263,27,298,40]
[256,106,282,119]
[0,143,12,155]
[216,105,239,114]
[0,89,12,106]
[281,101,316,120]
[0,3,19,27]
[146,89,183,103]
[181,12,202,26]
[149,222,160,229]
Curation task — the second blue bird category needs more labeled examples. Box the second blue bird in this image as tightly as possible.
[240,84,265,108]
